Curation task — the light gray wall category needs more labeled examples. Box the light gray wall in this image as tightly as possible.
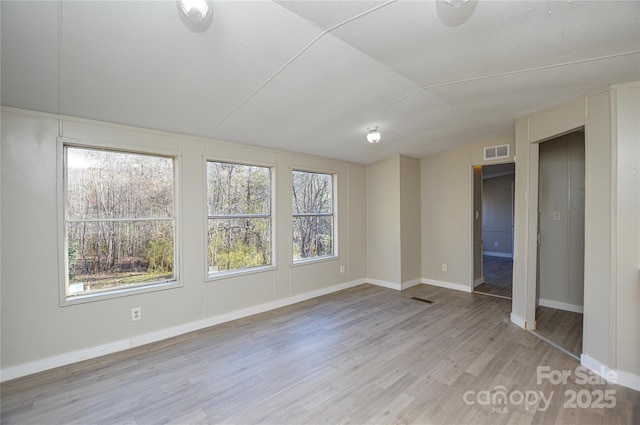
[0,108,368,376]
[366,156,401,285]
[513,93,612,359]
[365,155,421,287]
[482,174,514,256]
[421,137,515,289]
[400,155,421,285]
[513,83,640,385]
[537,132,585,311]
[348,163,368,282]
[615,84,640,378]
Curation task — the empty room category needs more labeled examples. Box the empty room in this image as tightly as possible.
[1,1,639,424]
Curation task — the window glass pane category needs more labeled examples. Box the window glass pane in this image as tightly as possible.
[66,147,174,220]
[208,218,271,272]
[206,161,272,274]
[65,146,176,298]
[207,162,270,216]
[292,171,332,214]
[292,170,334,262]
[67,220,174,295]
[293,216,333,261]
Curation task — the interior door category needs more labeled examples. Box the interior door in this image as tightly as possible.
[537,132,585,310]
[473,166,483,285]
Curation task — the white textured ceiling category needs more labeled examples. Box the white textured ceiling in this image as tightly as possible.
[2,0,639,164]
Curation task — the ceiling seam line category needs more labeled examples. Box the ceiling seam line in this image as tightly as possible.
[360,50,640,120]
[314,50,639,141]
[205,0,398,137]
[419,49,640,92]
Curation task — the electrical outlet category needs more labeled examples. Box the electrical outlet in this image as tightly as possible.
[494,241,499,247]
[340,265,345,274]
[131,307,141,321]
[441,264,447,272]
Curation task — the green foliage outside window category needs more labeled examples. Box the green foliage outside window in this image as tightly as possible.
[65,147,175,296]
[207,162,272,274]
[292,171,334,261]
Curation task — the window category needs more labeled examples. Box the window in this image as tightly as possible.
[292,170,335,262]
[64,146,176,298]
[206,162,272,275]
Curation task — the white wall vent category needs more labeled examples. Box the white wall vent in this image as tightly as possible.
[484,144,510,161]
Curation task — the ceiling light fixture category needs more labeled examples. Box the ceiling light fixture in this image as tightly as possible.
[444,0,470,7]
[178,0,212,24]
[367,127,381,144]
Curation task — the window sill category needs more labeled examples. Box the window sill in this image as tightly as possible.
[60,280,183,307]
[206,265,277,282]
[291,255,338,268]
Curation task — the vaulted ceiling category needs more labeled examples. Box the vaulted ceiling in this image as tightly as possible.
[2,1,639,164]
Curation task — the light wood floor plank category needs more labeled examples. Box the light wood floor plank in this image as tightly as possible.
[534,305,584,357]
[475,255,513,298]
[1,284,638,424]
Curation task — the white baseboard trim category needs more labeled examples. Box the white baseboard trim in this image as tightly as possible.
[349,278,369,287]
[483,251,513,259]
[0,278,366,383]
[422,279,472,293]
[581,354,640,392]
[368,278,402,291]
[616,369,640,392]
[0,340,132,384]
[538,298,584,314]
[474,277,485,287]
[510,312,526,329]
[401,279,422,290]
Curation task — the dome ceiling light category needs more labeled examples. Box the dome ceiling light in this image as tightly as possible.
[178,0,213,25]
[367,127,381,144]
[444,0,470,7]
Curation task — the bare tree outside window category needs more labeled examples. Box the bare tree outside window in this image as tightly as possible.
[65,147,176,296]
[207,162,272,274]
[292,171,334,261]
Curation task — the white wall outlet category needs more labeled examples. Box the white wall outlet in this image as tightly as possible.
[340,265,345,274]
[441,263,447,272]
[494,241,499,247]
[131,307,141,321]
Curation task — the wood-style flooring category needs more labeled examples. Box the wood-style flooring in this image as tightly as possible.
[534,306,584,358]
[1,284,637,424]
[475,255,513,298]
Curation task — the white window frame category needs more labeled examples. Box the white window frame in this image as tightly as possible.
[204,159,276,280]
[58,138,182,306]
[291,169,337,265]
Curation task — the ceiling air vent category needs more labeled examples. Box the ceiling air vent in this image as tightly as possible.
[484,144,510,161]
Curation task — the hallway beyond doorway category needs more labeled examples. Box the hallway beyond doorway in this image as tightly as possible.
[474,255,512,298]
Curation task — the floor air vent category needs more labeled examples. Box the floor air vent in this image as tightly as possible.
[410,297,434,304]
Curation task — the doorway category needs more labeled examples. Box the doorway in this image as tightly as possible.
[533,130,585,358]
[473,163,515,299]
